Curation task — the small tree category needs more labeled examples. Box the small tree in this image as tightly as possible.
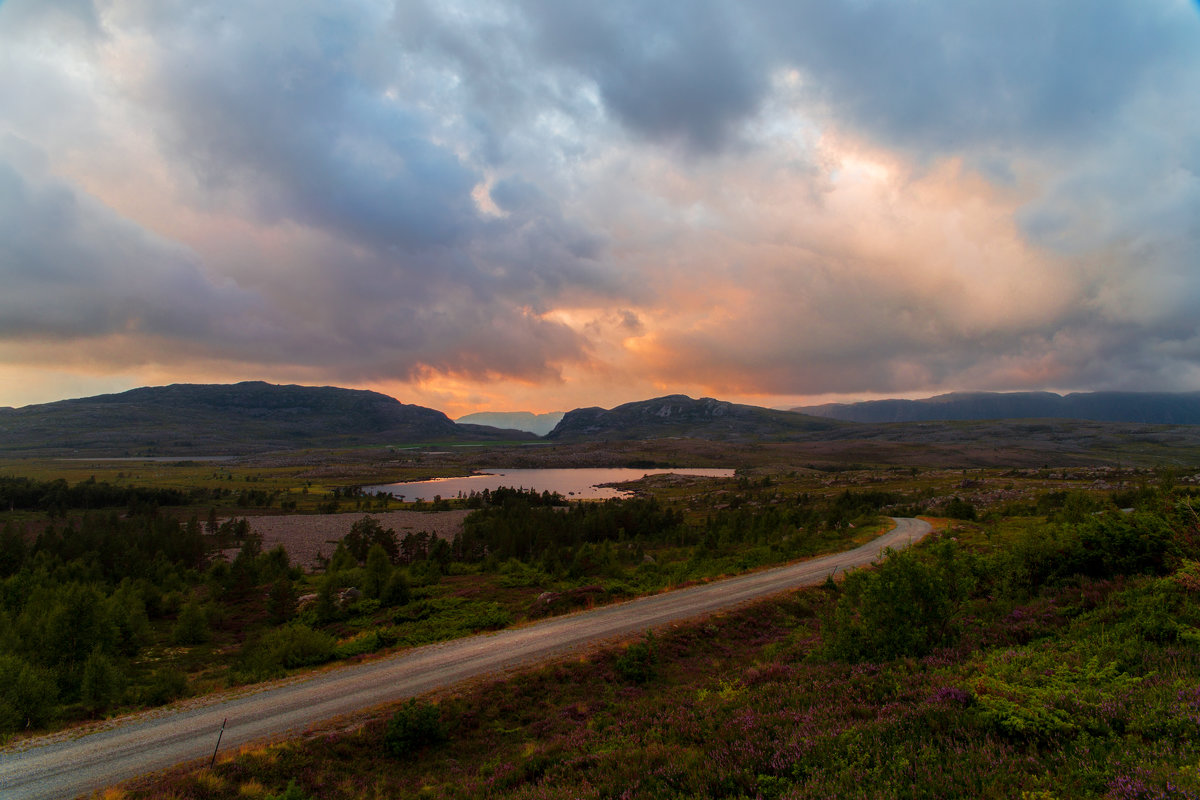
[0,654,58,732]
[327,542,358,574]
[172,600,210,645]
[363,544,392,599]
[80,648,124,713]
[266,578,298,625]
[380,571,411,607]
[344,517,399,563]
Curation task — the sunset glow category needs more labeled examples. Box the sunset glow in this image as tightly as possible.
[2,1,1198,414]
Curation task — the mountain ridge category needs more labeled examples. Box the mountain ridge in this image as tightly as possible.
[546,394,844,441]
[0,381,534,456]
[795,391,1200,424]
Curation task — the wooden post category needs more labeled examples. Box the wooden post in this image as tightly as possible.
[210,718,227,768]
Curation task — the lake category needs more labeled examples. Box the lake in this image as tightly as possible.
[363,467,735,501]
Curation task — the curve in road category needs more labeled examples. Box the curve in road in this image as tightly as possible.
[0,517,931,800]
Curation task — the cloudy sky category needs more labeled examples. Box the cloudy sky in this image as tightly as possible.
[1,0,1198,415]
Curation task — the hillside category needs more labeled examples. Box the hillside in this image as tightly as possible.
[546,394,844,441]
[0,381,535,456]
[796,390,1200,424]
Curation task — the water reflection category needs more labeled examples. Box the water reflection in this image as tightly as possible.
[363,467,734,501]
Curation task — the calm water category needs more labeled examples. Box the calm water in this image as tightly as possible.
[364,467,735,501]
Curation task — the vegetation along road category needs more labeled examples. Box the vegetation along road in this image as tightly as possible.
[0,517,931,800]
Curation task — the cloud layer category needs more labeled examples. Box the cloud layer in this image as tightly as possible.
[1,0,1198,412]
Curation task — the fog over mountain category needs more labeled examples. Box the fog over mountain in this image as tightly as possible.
[455,411,566,437]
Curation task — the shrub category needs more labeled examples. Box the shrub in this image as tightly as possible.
[333,631,384,659]
[265,779,313,800]
[942,497,977,521]
[383,699,446,758]
[972,652,1142,743]
[242,624,336,676]
[172,600,210,645]
[80,648,125,713]
[1062,512,1176,580]
[823,542,970,662]
[141,667,188,706]
[615,631,658,684]
[0,654,58,732]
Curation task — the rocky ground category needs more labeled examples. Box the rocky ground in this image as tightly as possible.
[243,509,471,569]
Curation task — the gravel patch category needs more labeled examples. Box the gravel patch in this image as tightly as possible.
[246,510,471,570]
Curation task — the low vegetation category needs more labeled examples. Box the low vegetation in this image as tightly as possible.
[0,471,904,734]
[118,488,1200,799]
[4,451,1200,799]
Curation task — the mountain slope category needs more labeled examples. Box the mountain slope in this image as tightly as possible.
[796,391,1200,425]
[546,395,844,441]
[0,381,534,455]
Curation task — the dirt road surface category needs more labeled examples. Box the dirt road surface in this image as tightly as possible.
[0,518,931,800]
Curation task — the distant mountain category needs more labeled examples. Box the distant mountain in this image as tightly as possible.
[546,395,843,441]
[455,411,565,436]
[794,391,1200,424]
[0,381,535,455]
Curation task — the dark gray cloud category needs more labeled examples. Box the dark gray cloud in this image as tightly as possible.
[754,0,1196,157]
[0,135,253,343]
[520,0,768,153]
[0,0,1198,406]
[131,2,479,252]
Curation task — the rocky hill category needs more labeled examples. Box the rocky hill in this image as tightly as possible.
[0,382,535,455]
[546,395,844,441]
[796,391,1200,425]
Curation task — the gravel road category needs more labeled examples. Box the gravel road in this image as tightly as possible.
[0,518,931,800]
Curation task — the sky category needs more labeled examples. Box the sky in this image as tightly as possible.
[1,0,1199,416]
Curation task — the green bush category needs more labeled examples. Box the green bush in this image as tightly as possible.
[383,699,446,758]
[972,652,1142,743]
[333,631,384,659]
[615,631,658,684]
[243,624,336,675]
[171,600,210,645]
[141,667,188,706]
[265,779,313,800]
[942,497,977,520]
[823,542,970,662]
[1062,512,1176,580]
[80,648,125,713]
[0,654,58,732]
